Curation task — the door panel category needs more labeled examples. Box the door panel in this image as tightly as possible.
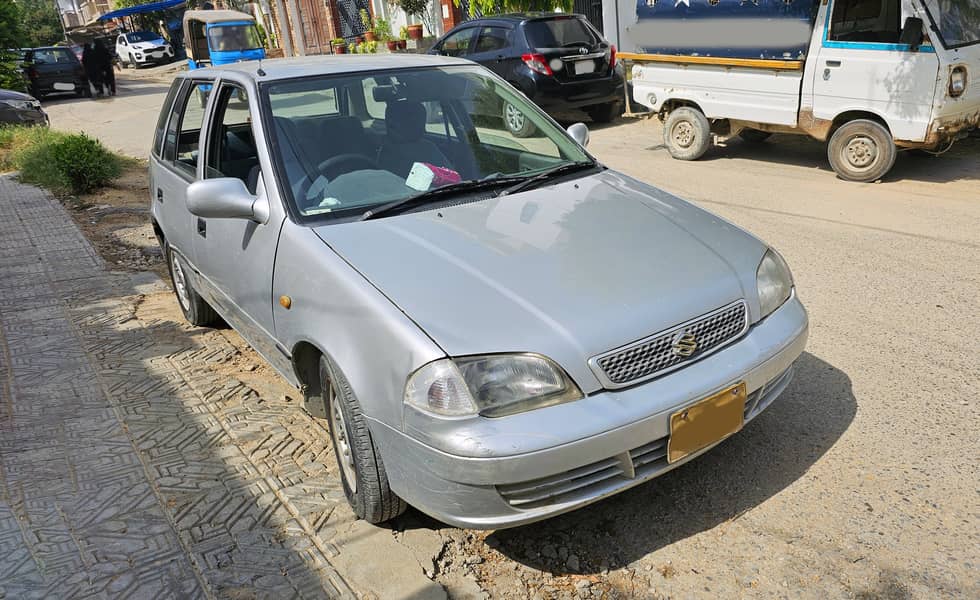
[811,0,939,141]
[191,83,290,376]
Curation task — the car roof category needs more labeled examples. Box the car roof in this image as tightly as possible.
[459,12,584,24]
[182,54,474,82]
[183,9,255,25]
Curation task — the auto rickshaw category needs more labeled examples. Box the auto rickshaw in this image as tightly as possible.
[182,9,265,70]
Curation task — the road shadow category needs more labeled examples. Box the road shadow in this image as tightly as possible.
[641,130,980,185]
[40,83,173,106]
[445,351,855,573]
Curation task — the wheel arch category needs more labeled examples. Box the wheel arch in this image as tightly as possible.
[828,110,891,140]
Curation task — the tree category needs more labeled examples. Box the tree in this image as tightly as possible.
[18,0,64,47]
[0,0,26,91]
[455,0,572,17]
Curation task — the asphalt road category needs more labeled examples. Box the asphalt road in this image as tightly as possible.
[42,73,980,598]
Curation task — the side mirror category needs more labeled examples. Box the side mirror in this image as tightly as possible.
[899,16,925,50]
[186,177,268,223]
[567,122,590,147]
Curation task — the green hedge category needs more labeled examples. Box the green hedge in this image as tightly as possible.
[0,127,122,195]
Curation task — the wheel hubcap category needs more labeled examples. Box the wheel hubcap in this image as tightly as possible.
[844,135,878,170]
[672,121,695,148]
[328,383,357,493]
[170,253,191,311]
[505,103,525,133]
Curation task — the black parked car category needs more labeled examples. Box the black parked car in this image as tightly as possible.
[431,13,624,137]
[22,47,90,99]
[0,89,48,125]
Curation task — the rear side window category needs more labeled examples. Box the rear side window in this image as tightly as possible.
[152,80,183,158]
[474,27,510,53]
[524,18,600,49]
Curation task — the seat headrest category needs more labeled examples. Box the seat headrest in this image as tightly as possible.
[385,100,426,143]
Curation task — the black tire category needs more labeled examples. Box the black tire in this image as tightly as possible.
[827,119,896,183]
[587,101,621,124]
[166,245,219,327]
[320,356,406,524]
[503,101,536,138]
[663,106,711,160]
[738,129,772,143]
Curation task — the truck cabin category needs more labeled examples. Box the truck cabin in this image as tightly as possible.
[183,10,264,69]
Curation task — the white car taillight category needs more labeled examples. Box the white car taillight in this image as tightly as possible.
[949,66,967,98]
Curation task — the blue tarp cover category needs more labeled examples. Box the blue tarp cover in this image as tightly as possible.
[98,0,185,21]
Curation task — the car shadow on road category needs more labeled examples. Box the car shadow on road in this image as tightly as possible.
[40,83,174,106]
[396,351,855,574]
[479,351,855,574]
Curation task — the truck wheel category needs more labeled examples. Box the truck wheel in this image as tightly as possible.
[167,246,218,327]
[738,129,772,143]
[827,119,896,182]
[587,101,621,124]
[663,107,711,160]
[320,355,407,524]
[503,101,536,138]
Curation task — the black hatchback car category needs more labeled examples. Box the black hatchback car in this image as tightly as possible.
[22,47,90,99]
[431,13,624,136]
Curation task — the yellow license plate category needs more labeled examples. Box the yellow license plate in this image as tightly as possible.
[667,382,746,463]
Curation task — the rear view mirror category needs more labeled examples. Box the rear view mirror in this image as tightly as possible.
[186,177,268,223]
[899,16,925,50]
[567,122,590,147]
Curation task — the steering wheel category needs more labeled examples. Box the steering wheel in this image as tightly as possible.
[296,153,378,207]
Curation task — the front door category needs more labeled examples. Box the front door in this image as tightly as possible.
[191,80,290,374]
[811,0,940,141]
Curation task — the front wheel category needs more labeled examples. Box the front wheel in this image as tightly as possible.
[166,246,218,327]
[503,101,536,138]
[827,119,896,182]
[320,356,406,524]
[663,106,711,160]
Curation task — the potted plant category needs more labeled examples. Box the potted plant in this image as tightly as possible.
[397,0,427,39]
[398,26,409,49]
[360,9,377,42]
[365,40,379,53]
[331,38,347,54]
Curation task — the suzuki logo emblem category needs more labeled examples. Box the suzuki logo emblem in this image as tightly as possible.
[671,331,698,358]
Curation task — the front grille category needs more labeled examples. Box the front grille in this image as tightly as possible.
[591,300,748,388]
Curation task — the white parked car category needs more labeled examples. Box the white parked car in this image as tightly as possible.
[116,31,174,68]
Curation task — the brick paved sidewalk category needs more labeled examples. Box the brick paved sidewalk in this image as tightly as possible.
[0,177,445,599]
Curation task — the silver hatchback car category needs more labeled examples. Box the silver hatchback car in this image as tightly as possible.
[149,55,808,529]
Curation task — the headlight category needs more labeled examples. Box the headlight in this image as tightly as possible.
[949,66,967,98]
[1,99,34,111]
[756,249,793,318]
[405,354,582,418]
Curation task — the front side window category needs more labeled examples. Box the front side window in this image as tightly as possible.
[926,0,980,47]
[208,24,262,52]
[206,85,260,193]
[440,28,477,56]
[828,0,901,43]
[264,66,591,221]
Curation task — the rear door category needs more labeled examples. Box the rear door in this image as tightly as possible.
[809,0,939,141]
[522,16,613,82]
[466,25,519,79]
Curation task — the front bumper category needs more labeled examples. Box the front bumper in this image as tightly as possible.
[134,49,174,63]
[370,294,808,529]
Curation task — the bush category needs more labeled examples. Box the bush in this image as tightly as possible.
[0,126,122,195]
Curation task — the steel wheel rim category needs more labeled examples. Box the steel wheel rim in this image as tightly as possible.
[672,120,695,148]
[328,383,357,493]
[170,253,191,311]
[505,103,525,133]
[843,135,878,171]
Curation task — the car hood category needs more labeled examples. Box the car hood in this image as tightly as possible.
[314,170,767,391]
[0,89,36,102]
[130,40,167,49]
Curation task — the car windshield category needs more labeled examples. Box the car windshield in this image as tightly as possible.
[208,24,262,51]
[126,31,159,43]
[926,0,980,47]
[264,65,592,220]
[524,17,600,49]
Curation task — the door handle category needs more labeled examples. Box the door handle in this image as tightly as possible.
[825,60,842,67]
[196,218,206,238]
[156,188,164,203]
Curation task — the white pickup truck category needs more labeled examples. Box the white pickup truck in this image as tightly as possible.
[623,0,979,182]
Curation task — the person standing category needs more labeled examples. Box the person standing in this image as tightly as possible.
[95,40,115,96]
[81,42,103,98]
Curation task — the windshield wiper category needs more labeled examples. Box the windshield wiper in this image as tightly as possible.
[496,161,598,197]
[359,176,524,221]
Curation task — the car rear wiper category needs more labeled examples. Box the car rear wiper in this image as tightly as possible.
[359,176,524,221]
[496,161,598,197]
